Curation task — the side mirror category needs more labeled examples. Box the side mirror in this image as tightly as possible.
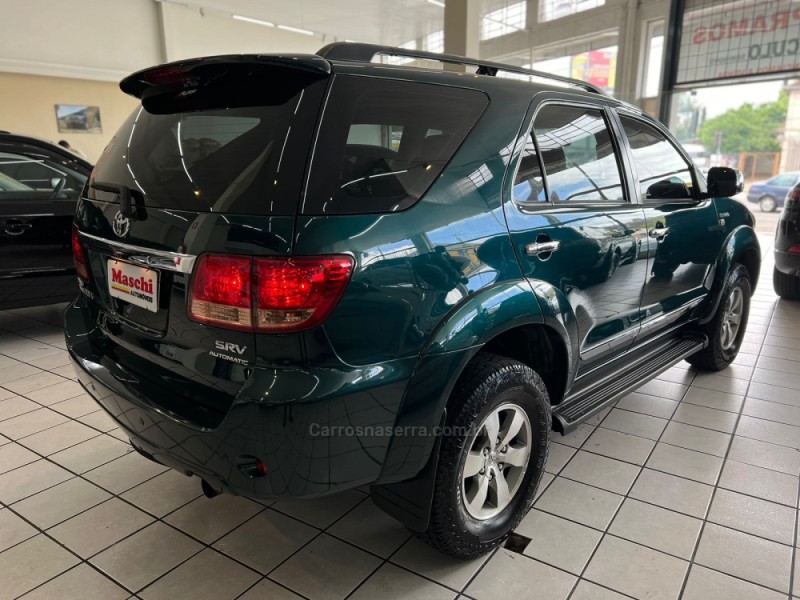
[706,167,744,197]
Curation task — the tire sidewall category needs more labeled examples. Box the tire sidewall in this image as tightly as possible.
[444,367,550,546]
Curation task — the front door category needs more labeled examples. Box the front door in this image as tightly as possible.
[504,100,649,373]
[614,112,721,339]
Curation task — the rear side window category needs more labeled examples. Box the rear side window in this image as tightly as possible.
[0,148,87,201]
[303,76,488,215]
[89,68,328,215]
[533,105,625,204]
[618,115,694,200]
[769,174,796,186]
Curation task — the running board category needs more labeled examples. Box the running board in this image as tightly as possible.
[553,334,707,433]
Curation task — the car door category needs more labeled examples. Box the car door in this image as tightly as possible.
[504,98,649,374]
[0,142,88,307]
[767,173,796,199]
[614,111,721,339]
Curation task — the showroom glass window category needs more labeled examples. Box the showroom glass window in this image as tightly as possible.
[532,104,626,203]
[618,114,694,199]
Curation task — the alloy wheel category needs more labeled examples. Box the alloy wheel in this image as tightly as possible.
[461,403,532,520]
[720,286,744,351]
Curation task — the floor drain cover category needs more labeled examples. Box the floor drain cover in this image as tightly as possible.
[503,531,531,554]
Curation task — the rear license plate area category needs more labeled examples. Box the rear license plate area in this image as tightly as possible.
[107,259,159,313]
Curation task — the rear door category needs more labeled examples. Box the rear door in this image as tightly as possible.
[505,97,649,372]
[614,111,721,338]
[73,57,330,427]
[0,141,88,307]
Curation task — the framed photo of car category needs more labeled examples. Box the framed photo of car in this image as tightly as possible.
[55,104,102,133]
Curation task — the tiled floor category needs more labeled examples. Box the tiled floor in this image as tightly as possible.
[1,235,798,600]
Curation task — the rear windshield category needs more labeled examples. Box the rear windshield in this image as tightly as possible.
[303,76,488,214]
[88,70,327,215]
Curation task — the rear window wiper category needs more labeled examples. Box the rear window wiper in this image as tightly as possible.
[90,181,141,218]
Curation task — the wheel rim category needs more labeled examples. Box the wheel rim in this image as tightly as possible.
[761,197,775,212]
[460,403,532,520]
[720,286,744,351]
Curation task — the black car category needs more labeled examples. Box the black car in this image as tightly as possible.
[774,183,800,299]
[0,132,92,309]
[65,43,759,559]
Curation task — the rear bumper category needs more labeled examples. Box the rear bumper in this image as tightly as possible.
[66,300,422,500]
[774,250,800,276]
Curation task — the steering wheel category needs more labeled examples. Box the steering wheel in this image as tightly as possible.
[50,176,67,198]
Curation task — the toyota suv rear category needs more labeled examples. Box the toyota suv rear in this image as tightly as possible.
[66,43,760,559]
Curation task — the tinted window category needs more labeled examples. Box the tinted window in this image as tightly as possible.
[619,115,693,200]
[0,149,87,201]
[303,76,488,215]
[512,136,546,204]
[533,105,625,203]
[89,73,327,215]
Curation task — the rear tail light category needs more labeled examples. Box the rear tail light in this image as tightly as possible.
[254,257,354,331]
[786,186,800,208]
[72,226,90,282]
[788,245,800,254]
[188,254,354,332]
[188,255,252,330]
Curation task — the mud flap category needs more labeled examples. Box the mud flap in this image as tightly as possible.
[369,412,445,532]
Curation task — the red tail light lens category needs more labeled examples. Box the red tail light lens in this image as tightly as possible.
[786,187,800,207]
[254,257,354,332]
[72,226,90,282]
[189,255,252,330]
[188,254,353,332]
[788,244,800,255]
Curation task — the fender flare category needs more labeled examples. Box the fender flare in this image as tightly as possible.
[371,279,578,531]
[699,225,761,325]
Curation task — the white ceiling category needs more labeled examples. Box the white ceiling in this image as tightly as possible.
[172,0,444,45]
[162,0,518,46]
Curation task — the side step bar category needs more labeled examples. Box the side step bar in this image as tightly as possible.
[553,334,707,433]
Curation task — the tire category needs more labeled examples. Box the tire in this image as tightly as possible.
[773,267,800,300]
[759,195,777,212]
[686,264,751,371]
[418,353,551,559]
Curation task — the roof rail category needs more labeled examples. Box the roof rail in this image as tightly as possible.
[317,42,604,95]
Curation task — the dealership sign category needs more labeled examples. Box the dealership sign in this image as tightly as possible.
[677,0,800,84]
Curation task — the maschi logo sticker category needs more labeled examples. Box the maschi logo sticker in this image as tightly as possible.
[107,260,158,312]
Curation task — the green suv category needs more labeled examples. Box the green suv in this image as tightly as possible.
[65,43,760,559]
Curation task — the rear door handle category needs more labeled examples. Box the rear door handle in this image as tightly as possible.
[2,219,33,236]
[525,240,561,256]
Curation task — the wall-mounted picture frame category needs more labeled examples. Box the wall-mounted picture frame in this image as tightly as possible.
[55,104,102,133]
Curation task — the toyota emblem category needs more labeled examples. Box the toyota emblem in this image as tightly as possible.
[112,211,130,238]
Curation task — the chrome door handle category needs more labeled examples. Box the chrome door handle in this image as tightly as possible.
[2,221,32,236]
[648,227,670,240]
[525,240,560,256]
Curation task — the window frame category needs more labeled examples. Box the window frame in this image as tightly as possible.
[613,107,704,206]
[509,97,634,211]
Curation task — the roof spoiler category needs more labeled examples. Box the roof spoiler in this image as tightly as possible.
[119,54,331,100]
